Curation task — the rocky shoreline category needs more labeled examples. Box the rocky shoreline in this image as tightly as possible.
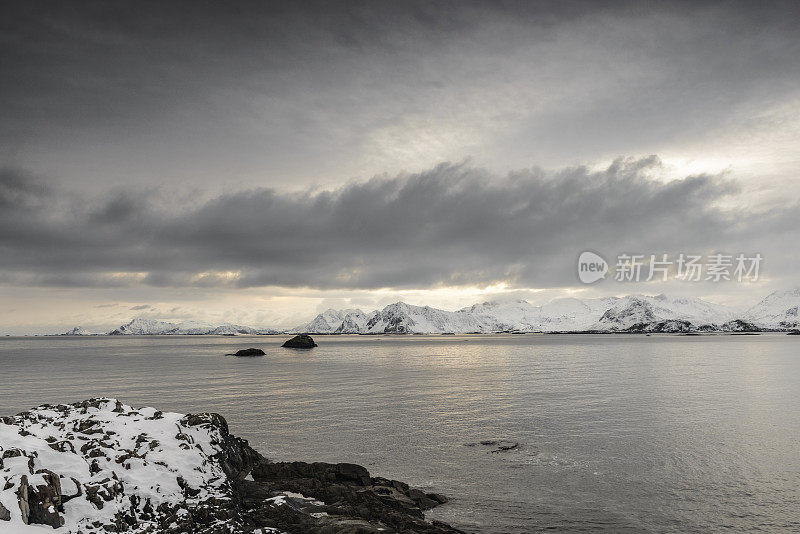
[0,399,462,533]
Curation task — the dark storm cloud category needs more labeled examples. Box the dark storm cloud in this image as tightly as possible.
[1,1,799,293]
[1,157,798,290]
[1,1,798,190]
[0,168,48,207]
[0,0,588,141]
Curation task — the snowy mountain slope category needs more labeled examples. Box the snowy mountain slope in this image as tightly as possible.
[531,297,621,331]
[294,294,742,334]
[591,294,736,331]
[743,289,800,329]
[291,309,367,334]
[457,300,542,331]
[294,302,487,334]
[296,297,619,333]
[108,318,179,335]
[647,294,738,325]
[461,296,625,332]
[61,326,100,336]
[108,318,277,335]
[206,324,279,335]
[336,310,378,333]
[456,294,733,332]
[364,302,487,334]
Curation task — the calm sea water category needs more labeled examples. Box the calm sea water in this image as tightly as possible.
[1,334,799,533]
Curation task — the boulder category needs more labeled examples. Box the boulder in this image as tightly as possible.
[230,348,265,356]
[17,471,65,528]
[281,334,317,349]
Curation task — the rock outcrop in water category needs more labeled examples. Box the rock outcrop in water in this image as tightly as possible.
[0,399,461,533]
[230,348,266,356]
[464,440,520,453]
[281,335,317,348]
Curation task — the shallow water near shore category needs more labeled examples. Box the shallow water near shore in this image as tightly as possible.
[1,334,799,533]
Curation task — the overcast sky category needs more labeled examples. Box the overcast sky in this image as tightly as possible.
[1,0,799,333]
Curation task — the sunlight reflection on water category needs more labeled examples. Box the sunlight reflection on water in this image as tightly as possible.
[1,334,799,532]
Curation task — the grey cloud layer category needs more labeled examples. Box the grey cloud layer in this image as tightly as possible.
[2,1,798,190]
[1,157,797,290]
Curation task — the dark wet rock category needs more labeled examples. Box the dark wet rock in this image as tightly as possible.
[465,439,520,453]
[182,412,263,482]
[788,330,800,335]
[48,440,76,453]
[17,471,65,528]
[230,348,266,356]
[178,415,460,532]
[0,500,9,521]
[428,492,449,504]
[246,459,462,533]
[281,334,317,348]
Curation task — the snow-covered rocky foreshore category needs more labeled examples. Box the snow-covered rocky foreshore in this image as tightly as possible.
[0,399,460,534]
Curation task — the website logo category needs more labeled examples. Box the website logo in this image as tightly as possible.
[577,251,609,284]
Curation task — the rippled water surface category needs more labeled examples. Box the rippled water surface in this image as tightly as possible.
[1,334,799,532]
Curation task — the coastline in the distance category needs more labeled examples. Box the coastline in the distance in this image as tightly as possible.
[53,289,800,337]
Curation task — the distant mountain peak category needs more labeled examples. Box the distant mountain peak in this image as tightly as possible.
[63,326,93,336]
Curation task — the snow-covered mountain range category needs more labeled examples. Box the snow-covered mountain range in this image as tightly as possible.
[106,318,279,336]
[61,290,800,335]
[291,290,800,334]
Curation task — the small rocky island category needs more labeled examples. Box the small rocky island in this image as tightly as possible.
[281,334,317,348]
[230,348,266,356]
[0,399,460,533]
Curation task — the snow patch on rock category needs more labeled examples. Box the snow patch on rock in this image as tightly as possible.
[0,399,233,533]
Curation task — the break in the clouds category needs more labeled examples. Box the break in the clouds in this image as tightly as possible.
[1,157,799,291]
